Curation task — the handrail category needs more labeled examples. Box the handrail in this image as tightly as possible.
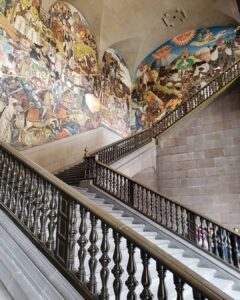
[0,143,233,299]
[87,59,240,165]
[85,158,240,272]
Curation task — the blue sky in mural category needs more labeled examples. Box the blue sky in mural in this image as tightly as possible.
[134,26,236,79]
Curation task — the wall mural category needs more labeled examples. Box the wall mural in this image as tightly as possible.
[101,49,131,137]
[0,0,101,149]
[132,26,240,130]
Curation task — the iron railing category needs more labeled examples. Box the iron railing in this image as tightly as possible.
[82,59,240,271]
[0,142,233,300]
[84,159,240,272]
[88,59,240,165]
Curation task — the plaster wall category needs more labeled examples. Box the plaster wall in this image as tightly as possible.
[22,127,120,173]
[156,82,240,228]
[111,140,156,177]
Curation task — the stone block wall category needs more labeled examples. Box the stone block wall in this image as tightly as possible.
[156,82,240,228]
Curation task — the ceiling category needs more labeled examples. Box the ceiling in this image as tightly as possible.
[42,0,240,77]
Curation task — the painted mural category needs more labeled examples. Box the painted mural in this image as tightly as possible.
[132,26,240,130]
[100,49,131,137]
[0,0,100,149]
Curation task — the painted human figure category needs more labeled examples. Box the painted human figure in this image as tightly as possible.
[135,108,144,130]
[0,96,18,143]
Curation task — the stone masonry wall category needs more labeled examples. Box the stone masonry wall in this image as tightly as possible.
[156,82,240,229]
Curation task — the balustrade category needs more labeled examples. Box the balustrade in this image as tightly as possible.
[86,60,240,165]
[0,141,233,299]
[1,56,240,300]
[90,160,240,271]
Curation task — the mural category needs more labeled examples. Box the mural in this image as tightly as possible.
[132,26,240,130]
[0,0,100,149]
[100,49,131,137]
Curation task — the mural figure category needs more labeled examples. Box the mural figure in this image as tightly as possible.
[132,26,239,130]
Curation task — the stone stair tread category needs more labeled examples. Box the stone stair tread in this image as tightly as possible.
[223,288,240,299]
[74,185,240,299]
[209,277,234,292]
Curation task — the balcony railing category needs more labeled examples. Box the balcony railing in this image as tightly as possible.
[88,59,240,165]
[0,142,233,300]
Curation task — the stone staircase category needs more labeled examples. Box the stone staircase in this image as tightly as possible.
[56,162,86,185]
[0,210,84,300]
[72,185,240,299]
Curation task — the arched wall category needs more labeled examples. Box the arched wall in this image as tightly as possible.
[132,26,240,130]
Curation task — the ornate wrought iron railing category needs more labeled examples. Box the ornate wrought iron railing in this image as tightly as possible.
[85,159,240,272]
[88,59,240,165]
[0,142,233,300]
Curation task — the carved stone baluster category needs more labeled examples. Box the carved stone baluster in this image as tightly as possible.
[173,274,185,300]
[176,205,180,234]
[125,241,138,300]
[170,202,174,231]
[227,231,232,265]
[99,222,111,299]
[199,217,204,248]
[156,195,160,223]
[187,212,197,243]
[193,289,206,300]
[20,169,30,223]
[4,156,13,206]
[165,199,169,227]
[181,207,185,236]
[26,173,37,229]
[87,214,99,294]
[116,174,121,199]
[206,221,212,253]
[39,181,50,243]
[151,193,156,220]
[156,262,167,300]
[77,206,88,282]
[108,169,112,194]
[231,233,240,268]
[9,161,18,210]
[147,191,152,217]
[67,199,77,270]
[112,231,123,300]
[159,197,163,224]
[218,228,224,260]
[13,163,24,217]
[47,186,58,252]
[112,172,116,197]
[139,186,143,211]
[140,251,153,300]
[143,188,147,215]
[32,177,43,235]
[0,152,8,200]
[212,224,218,256]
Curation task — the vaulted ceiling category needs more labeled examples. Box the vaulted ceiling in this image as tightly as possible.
[42,0,240,77]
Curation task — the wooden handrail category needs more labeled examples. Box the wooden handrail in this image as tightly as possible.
[0,142,233,299]
[84,158,240,272]
[94,161,239,236]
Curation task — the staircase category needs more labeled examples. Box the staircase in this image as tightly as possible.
[72,183,240,299]
[0,210,84,300]
[56,162,86,185]
[1,61,240,299]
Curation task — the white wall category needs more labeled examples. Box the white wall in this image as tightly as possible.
[21,127,120,173]
[111,140,156,177]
